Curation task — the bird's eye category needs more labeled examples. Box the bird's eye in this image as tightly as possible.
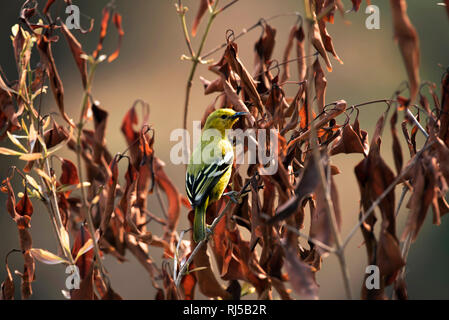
[221,115,227,119]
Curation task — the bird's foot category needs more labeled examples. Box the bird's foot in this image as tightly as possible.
[223,190,241,204]
[206,225,213,238]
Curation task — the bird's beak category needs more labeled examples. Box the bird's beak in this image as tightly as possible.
[231,111,248,120]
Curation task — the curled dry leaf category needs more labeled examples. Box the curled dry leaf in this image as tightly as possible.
[1,251,16,300]
[281,24,298,83]
[282,243,318,300]
[310,21,332,72]
[224,41,264,113]
[108,13,125,63]
[93,6,111,59]
[295,25,307,82]
[37,31,75,128]
[313,58,327,114]
[192,0,214,37]
[192,242,231,299]
[60,20,88,88]
[390,0,420,103]
[439,71,449,147]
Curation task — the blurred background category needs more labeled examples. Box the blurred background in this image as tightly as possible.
[0,0,448,299]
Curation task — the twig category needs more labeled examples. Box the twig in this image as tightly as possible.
[173,229,187,281]
[405,108,429,138]
[174,174,254,287]
[395,185,409,218]
[215,0,239,14]
[260,213,336,253]
[303,3,352,299]
[201,12,302,59]
[341,138,431,250]
[176,2,195,57]
[75,57,109,286]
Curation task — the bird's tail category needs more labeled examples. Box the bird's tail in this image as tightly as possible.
[193,199,208,243]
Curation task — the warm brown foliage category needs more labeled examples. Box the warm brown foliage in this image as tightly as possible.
[0,0,447,301]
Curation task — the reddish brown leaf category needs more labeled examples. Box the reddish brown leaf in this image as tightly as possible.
[1,251,16,300]
[269,153,319,224]
[224,41,264,114]
[283,243,318,300]
[192,243,231,299]
[351,0,362,11]
[60,21,88,88]
[181,264,196,300]
[390,109,403,175]
[377,230,405,285]
[313,58,327,114]
[254,23,276,63]
[191,0,214,37]
[439,71,449,146]
[330,124,366,156]
[318,20,343,64]
[15,189,33,217]
[390,0,420,103]
[295,25,307,82]
[310,21,332,72]
[402,155,447,242]
[71,226,94,280]
[37,34,74,127]
[154,157,181,233]
[60,158,80,187]
[281,24,298,83]
[93,7,111,59]
[309,173,342,256]
[101,286,123,300]
[108,13,125,63]
[70,264,95,300]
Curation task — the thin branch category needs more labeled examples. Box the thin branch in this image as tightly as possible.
[405,108,429,138]
[215,0,239,14]
[201,12,302,59]
[303,3,352,299]
[174,174,254,287]
[395,185,409,218]
[341,138,431,250]
[75,58,110,287]
[179,0,220,167]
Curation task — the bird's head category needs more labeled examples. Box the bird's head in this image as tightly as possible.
[203,108,247,132]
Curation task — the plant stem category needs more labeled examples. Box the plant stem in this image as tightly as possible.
[75,59,108,284]
[201,12,301,59]
[174,173,253,287]
[178,0,219,165]
[303,4,352,299]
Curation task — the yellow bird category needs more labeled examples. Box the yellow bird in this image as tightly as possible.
[186,109,247,242]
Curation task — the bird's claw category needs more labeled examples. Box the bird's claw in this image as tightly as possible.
[206,225,213,238]
[223,190,240,204]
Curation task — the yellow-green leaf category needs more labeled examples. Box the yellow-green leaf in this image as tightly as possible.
[19,152,43,161]
[74,239,94,263]
[25,174,41,192]
[60,227,71,255]
[0,147,22,156]
[30,248,69,265]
